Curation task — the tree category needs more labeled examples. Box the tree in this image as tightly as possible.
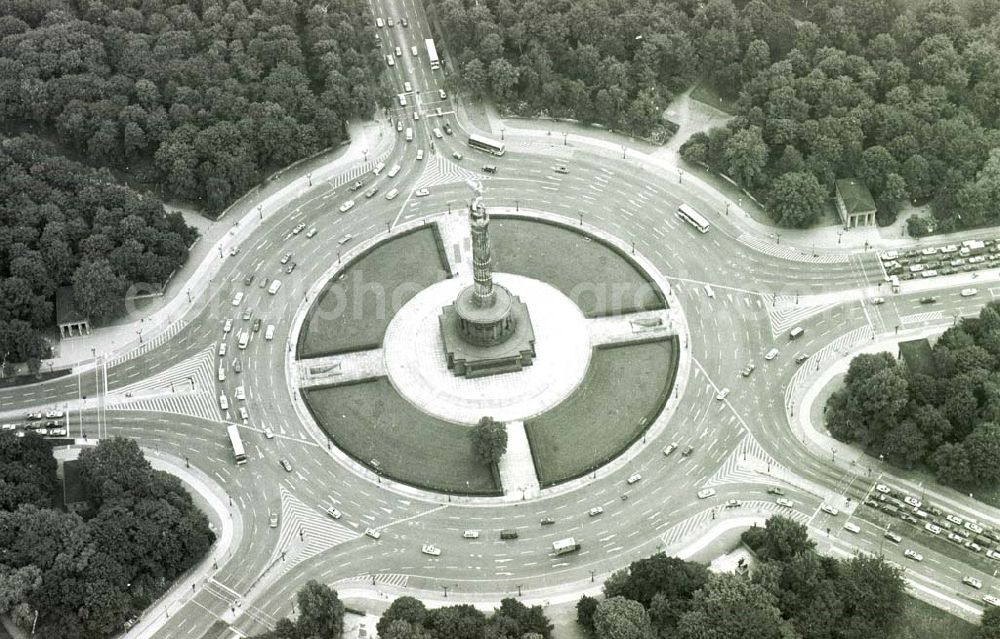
[932,442,973,485]
[295,580,344,639]
[77,437,153,508]
[472,417,507,466]
[607,553,709,609]
[833,555,906,638]
[576,595,599,632]
[754,516,816,563]
[72,259,126,323]
[489,59,519,102]
[592,597,654,639]
[963,422,1000,485]
[723,126,768,188]
[980,606,1000,639]
[765,171,827,228]
[378,597,427,637]
[677,574,788,639]
[882,420,927,469]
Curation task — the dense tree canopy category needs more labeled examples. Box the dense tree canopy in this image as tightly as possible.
[373,596,552,639]
[0,0,385,215]
[0,434,214,639]
[826,302,1000,487]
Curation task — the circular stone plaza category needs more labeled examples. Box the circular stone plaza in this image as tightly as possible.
[290,184,685,498]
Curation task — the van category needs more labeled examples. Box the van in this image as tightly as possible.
[387,164,401,178]
[433,128,443,139]
[500,529,518,540]
[843,522,861,534]
[405,127,413,142]
[268,279,282,295]
[399,94,407,106]
[373,161,385,175]
[265,324,275,341]
[482,165,497,174]
[375,17,384,28]
[789,326,804,340]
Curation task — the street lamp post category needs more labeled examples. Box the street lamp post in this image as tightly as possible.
[257,205,262,220]
[562,132,568,146]
[363,148,368,163]
[500,126,505,141]
[186,289,192,302]
[442,585,449,598]
[621,145,627,159]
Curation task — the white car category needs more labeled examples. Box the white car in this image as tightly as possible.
[365,528,381,539]
[843,521,861,534]
[339,199,356,213]
[223,319,233,333]
[415,188,430,197]
[218,343,227,357]
[235,386,245,401]
[924,522,942,535]
[385,188,399,200]
[232,291,244,306]
[966,521,985,534]
[776,497,794,507]
[663,442,678,456]
[904,549,923,561]
[697,488,716,499]
[45,410,64,419]
[704,285,715,298]
[820,504,839,516]
[984,595,1000,607]
[884,531,902,543]
[870,297,885,305]
[875,483,891,494]
[961,288,978,297]
[264,427,275,440]
[764,348,779,361]
[239,407,249,423]
[403,81,412,92]
[946,514,964,525]
[963,576,983,589]
[326,507,342,520]
[306,228,317,238]
[626,472,642,485]
[338,234,354,245]
[987,549,1000,560]
[588,506,604,517]
[416,149,424,160]
[715,388,730,401]
[463,530,480,539]
[903,496,921,508]
[421,544,441,556]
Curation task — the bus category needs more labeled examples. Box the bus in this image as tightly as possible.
[227,424,247,465]
[468,133,506,156]
[425,38,440,70]
[676,203,710,233]
[552,537,581,555]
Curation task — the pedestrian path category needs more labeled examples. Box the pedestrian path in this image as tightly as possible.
[435,211,474,277]
[112,344,216,396]
[413,154,485,190]
[739,234,852,265]
[106,389,221,423]
[339,573,410,589]
[586,310,677,346]
[900,310,946,326]
[329,153,392,190]
[295,349,386,389]
[497,421,540,500]
[274,486,359,572]
[105,319,188,367]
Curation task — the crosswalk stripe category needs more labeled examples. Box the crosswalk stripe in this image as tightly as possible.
[737,233,850,264]
[767,300,841,336]
[273,486,359,572]
[112,345,216,396]
[414,154,487,190]
[106,320,188,367]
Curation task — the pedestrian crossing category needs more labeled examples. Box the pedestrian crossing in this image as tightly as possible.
[273,486,359,572]
[328,152,393,190]
[338,573,410,589]
[702,433,783,488]
[413,154,486,190]
[112,345,216,396]
[659,501,810,548]
[106,390,221,423]
[784,325,874,410]
[899,310,945,326]
[737,233,850,264]
[106,319,188,367]
[768,300,841,336]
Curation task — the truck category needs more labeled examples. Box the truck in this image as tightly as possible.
[960,239,986,257]
[552,537,581,555]
[425,38,440,70]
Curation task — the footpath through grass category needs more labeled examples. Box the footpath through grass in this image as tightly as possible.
[491,218,665,318]
[303,378,500,495]
[526,339,677,486]
[298,228,448,358]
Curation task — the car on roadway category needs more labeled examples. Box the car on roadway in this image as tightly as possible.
[794,353,810,365]
[45,410,64,419]
[47,427,67,437]
[264,427,275,439]
[965,540,983,553]
[463,530,480,539]
[663,442,678,456]
[401,17,408,27]
[306,228,317,238]
[415,188,430,197]
[904,549,923,561]
[966,521,985,534]
[417,149,424,160]
[741,362,755,377]
[589,506,604,517]
[984,595,1000,607]
[439,89,447,99]
[920,296,937,304]
[259,277,269,289]
[0,423,16,431]
[764,347,779,361]
[223,319,233,333]
[396,119,403,132]
[767,487,785,496]
[279,459,293,473]
[884,531,902,543]
[725,499,742,509]
[776,497,794,507]
[243,273,254,286]
[232,291,244,306]
[443,122,453,135]
[235,386,245,400]
[821,504,839,516]
[452,151,463,160]
[349,180,364,191]
[843,521,861,533]
[326,507,342,520]
[339,199,356,213]
[239,407,249,423]
[219,343,227,357]
[242,308,252,321]
[947,531,965,544]
[338,234,354,245]
[229,246,240,256]
[870,296,885,305]
[903,496,921,508]
[292,222,306,234]
[924,522,942,535]
[681,445,694,457]
[394,46,401,56]
[987,549,1000,560]
[421,544,442,556]
[540,517,555,525]
[385,188,399,200]
[252,318,262,333]
[627,472,642,485]
[875,483,891,494]
[285,262,296,274]
[280,252,292,264]
[901,513,919,524]
[365,528,382,539]
[269,511,279,528]
[403,81,412,92]
[697,488,716,499]
[365,186,379,198]
[963,576,983,589]
[961,288,978,297]
[946,513,963,525]
[554,165,569,174]
[715,388,730,401]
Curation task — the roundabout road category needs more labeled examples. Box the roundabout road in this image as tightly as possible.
[9,15,1000,633]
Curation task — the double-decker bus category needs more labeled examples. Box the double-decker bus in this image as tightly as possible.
[676,203,710,233]
[468,133,506,156]
[227,424,247,465]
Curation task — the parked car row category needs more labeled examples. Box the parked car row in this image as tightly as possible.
[882,239,1000,280]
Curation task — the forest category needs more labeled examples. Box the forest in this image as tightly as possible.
[0,435,215,638]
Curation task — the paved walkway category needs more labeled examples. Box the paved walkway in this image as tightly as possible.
[49,118,393,372]
[296,350,387,389]
[497,420,540,500]
[586,310,676,347]
[434,209,473,276]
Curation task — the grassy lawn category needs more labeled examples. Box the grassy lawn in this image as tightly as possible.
[689,80,739,115]
[898,596,976,639]
[526,339,677,486]
[298,228,448,358]
[303,378,500,495]
[491,218,665,318]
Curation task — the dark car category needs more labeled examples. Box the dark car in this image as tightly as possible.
[252,318,262,333]
[681,445,694,457]
[767,487,785,496]
[243,273,254,286]
[443,122,453,135]
[920,296,937,304]
[540,517,555,526]
[233,358,242,373]
[348,180,364,191]
[286,262,297,274]
[741,363,755,377]
[280,459,293,472]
